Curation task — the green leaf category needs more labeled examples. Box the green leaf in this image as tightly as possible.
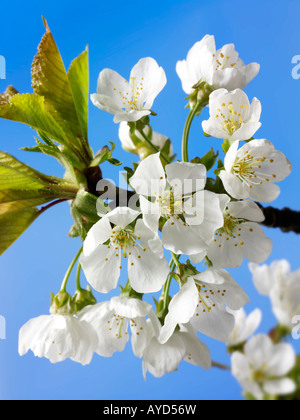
[31,19,91,161]
[0,189,55,214]
[90,142,120,167]
[0,93,67,144]
[0,206,39,256]
[68,48,89,141]
[0,151,48,190]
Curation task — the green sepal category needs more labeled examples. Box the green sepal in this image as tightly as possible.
[50,291,76,315]
[73,286,97,312]
[70,189,103,239]
[120,280,144,301]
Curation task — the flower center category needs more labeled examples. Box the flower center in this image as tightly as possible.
[213,52,237,71]
[215,103,249,135]
[155,189,184,217]
[110,227,137,253]
[194,282,227,315]
[232,151,272,189]
[217,211,242,238]
[113,77,145,111]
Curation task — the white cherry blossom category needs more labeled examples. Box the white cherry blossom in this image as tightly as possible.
[129,152,224,256]
[79,296,160,358]
[176,35,259,95]
[18,314,98,365]
[219,139,292,203]
[231,334,296,400]
[205,198,272,268]
[249,260,300,329]
[202,89,261,141]
[226,308,262,347]
[80,207,169,294]
[91,57,166,123]
[143,321,211,378]
[159,270,249,344]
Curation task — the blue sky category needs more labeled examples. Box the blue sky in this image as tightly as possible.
[0,0,300,400]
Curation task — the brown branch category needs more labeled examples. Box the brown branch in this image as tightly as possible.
[258,204,300,234]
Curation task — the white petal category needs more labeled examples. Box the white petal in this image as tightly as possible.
[180,327,211,369]
[159,278,198,344]
[128,244,169,293]
[244,334,273,370]
[162,217,207,255]
[105,206,140,229]
[263,379,296,397]
[227,200,265,222]
[142,334,185,379]
[110,296,153,319]
[166,161,206,195]
[80,244,121,293]
[240,222,273,264]
[83,217,112,256]
[266,343,296,377]
[130,57,167,110]
[129,153,166,197]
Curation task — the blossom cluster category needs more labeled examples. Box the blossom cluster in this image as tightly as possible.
[18,34,296,397]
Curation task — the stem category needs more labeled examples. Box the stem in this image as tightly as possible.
[212,361,231,371]
[181,101,207,162]
[76,262,82,291]
[171,252,181,268]
[138,129,170,164]
[38,199,68,216]
[60,245,83,292]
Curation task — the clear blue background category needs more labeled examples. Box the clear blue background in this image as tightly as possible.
[0,0,299,400]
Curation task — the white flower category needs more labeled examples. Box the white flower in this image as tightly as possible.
[226,308,262,347]
[249,260,300,329]
[91,57,167,123]
[79,296,160,358]
[202,89,261,141]
[118,122,173,158]
[219,139,292,203]
[176,35,259,95]
[142,322,211,379]
[231,334,296,400]
[80,207,170,294]
[205,197,272,268]
[129,152,224,256]
[159,270,249,344]
[18,314,98,365]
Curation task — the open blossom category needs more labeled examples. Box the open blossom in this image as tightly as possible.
[205,197,272,268]
[249,260,300,329]
[226,308,262,347]
[143,322,211,379]
[80,207,169,294]
[91,57,167,123]
[18,314,98,365]
[159,270,249,344]
[202,89,261,141]
[231,334,296,400]
[176,35,259,95]
[118,122,173,158]
[219,139,292,203]
[129,152,224,257]
[79,296,160,359]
